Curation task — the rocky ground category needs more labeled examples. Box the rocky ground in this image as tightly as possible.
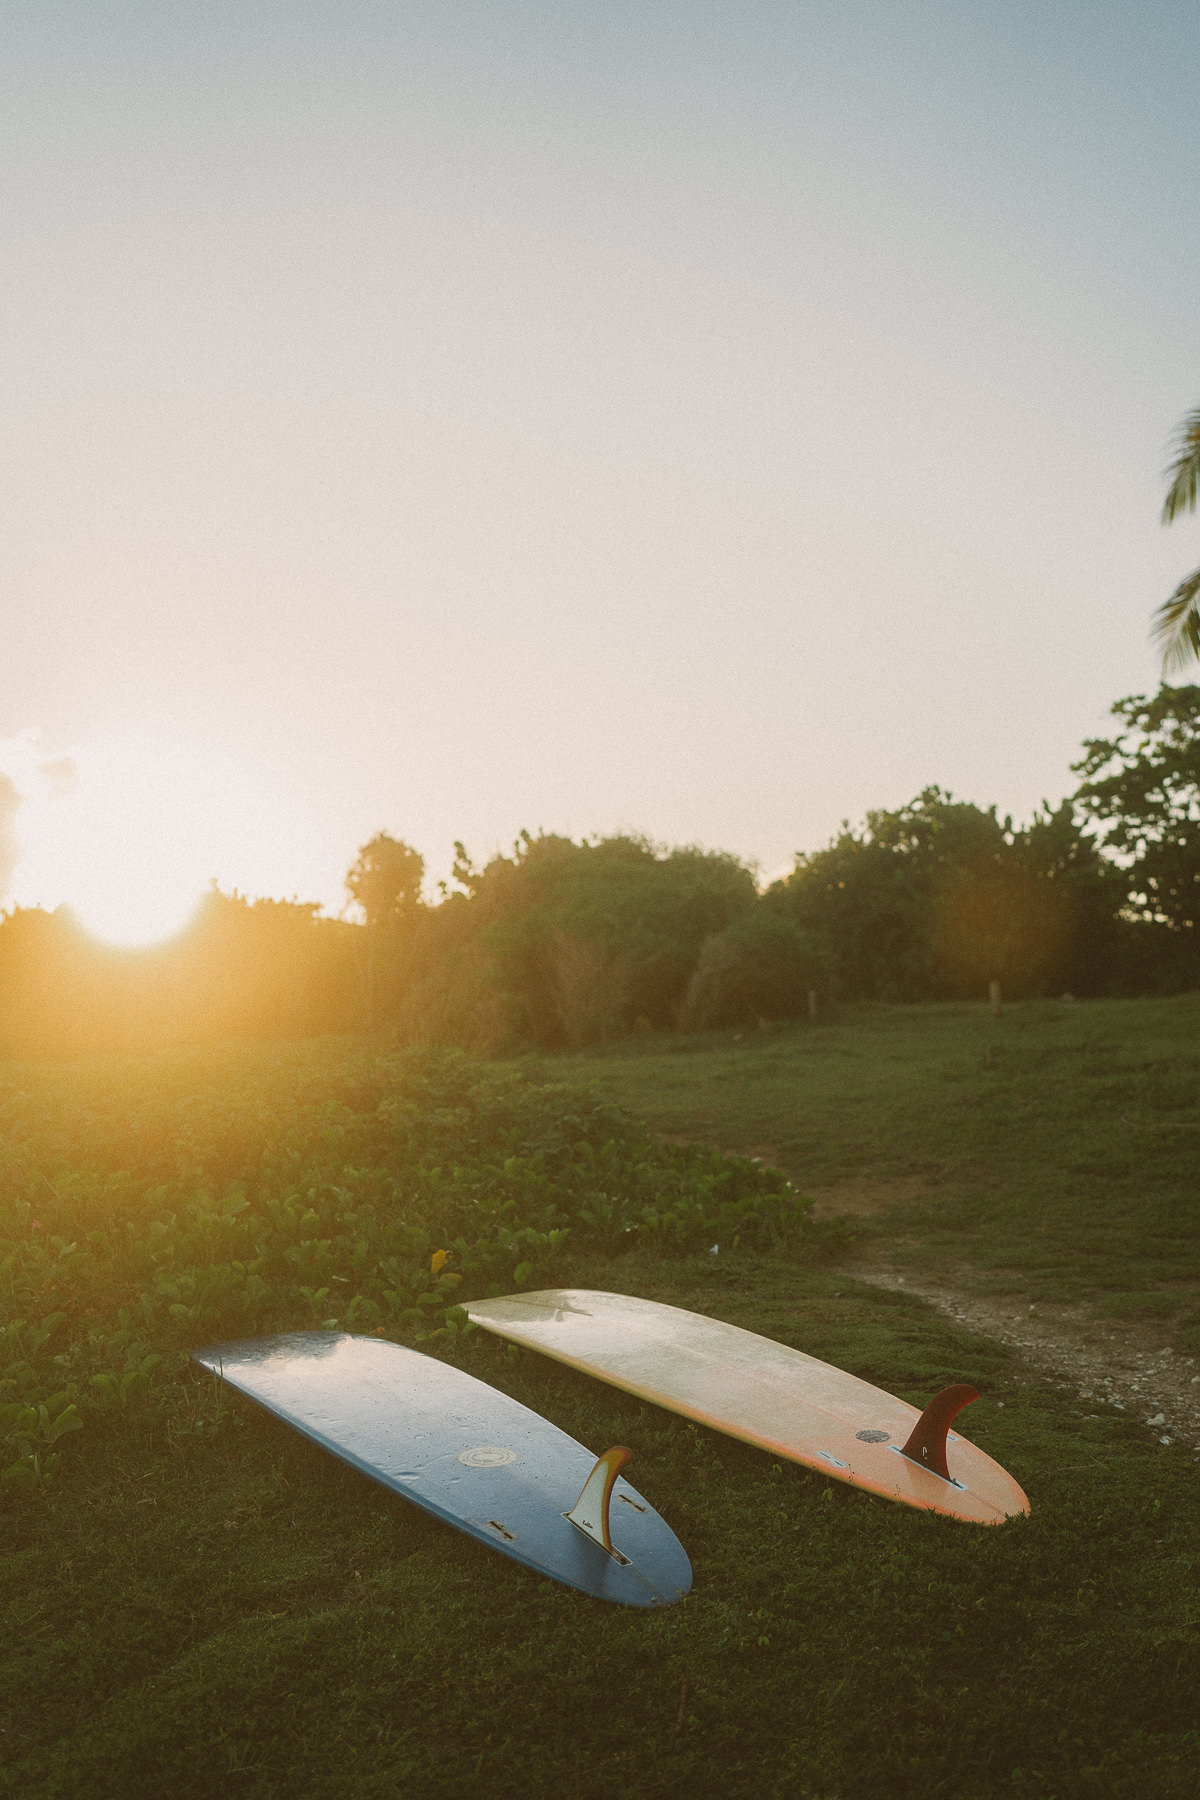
[851,1262,1200,1451]
[798,1174,1200,1452]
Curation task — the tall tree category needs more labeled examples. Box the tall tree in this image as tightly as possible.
[1072,686,1200,937]
[345,834,425,1027]
[345,833,425,929]
[1154,405,1200,671]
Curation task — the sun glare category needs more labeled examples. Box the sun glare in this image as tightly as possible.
[9,723,319,950]
[33,733,220,946]
[69,869,206,950]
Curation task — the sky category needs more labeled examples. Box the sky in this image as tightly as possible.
[2,1,1199,939]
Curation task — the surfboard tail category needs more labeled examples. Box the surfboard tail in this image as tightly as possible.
[564,1446,633,1561]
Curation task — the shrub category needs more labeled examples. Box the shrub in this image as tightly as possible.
[0,1046,808,1491]
[398,833,758,1047]
[772,789,1126,1002]
[680,911,830,1028]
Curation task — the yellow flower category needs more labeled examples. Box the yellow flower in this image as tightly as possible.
[430,1249,448,1276]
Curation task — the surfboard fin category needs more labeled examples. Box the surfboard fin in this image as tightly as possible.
[898,1384,980,1482]
[564,1446,633,1562]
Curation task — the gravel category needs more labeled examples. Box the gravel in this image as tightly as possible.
[849,1263,1200,1450]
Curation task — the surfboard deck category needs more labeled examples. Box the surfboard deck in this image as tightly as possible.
[465,1290,1030,1526]
[191,1331,692,1605]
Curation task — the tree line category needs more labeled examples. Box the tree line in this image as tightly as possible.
[1,684,1197,1057]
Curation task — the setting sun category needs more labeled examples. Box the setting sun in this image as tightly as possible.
[9,724,320,948]
[26,730,224,945]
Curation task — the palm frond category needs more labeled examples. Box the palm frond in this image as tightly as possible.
[1151,565,1200,672]
[1161,405,1200,523]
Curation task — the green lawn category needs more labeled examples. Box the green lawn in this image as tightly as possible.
[3,1009,1200,1798]
[518,995,1200,1342]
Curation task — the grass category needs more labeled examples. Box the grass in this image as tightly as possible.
[518,994,1200,1343]
[3,1006,1200,1797]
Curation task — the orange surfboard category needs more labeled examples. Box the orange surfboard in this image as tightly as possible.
[466,1290,1029,1526]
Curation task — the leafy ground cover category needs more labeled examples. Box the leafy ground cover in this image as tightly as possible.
[521,994,1200,1346]
[3,1025,1199,1797]
[0,1045,795,1490]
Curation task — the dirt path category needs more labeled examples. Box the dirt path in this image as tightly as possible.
[799,1173,1200,1451]
[683,1153,1200,1449]
[848,1260,1200,1451]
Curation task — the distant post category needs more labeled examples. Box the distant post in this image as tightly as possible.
[988,978,1002,1019]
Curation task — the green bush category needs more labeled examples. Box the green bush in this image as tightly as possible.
[680,910,829,1028]
[0,892,360,1057]
[772,788,1126,1002]
[0,1045,807,1491]
[399,833,758,1047]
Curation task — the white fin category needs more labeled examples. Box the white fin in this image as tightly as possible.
[564,1446,633,1562]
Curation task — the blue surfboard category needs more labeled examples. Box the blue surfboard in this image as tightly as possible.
[191,1331,692,1607]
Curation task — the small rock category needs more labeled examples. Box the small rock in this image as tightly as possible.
[1148,1413,1166,1426]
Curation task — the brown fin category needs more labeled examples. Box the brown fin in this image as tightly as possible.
[898,1384,980,1481]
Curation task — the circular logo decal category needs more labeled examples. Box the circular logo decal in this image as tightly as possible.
[457,1446,519,1468]
[855,1429,891,1443]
